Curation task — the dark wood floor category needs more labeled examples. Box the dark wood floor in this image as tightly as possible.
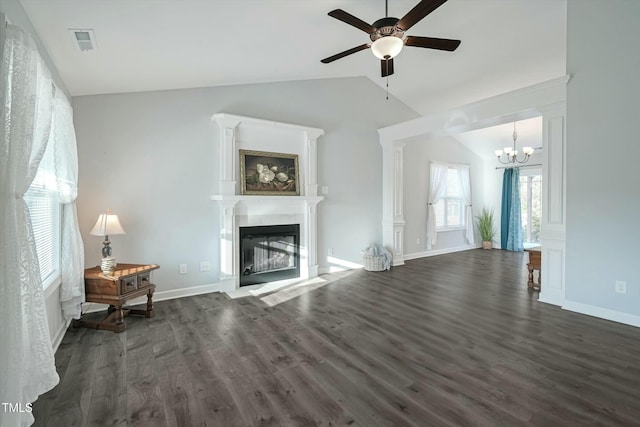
[33,250,640,426]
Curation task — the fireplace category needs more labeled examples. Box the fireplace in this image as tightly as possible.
[239,224,300,287]
[212,113,324,291]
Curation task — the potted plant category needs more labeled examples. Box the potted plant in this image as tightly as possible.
[475,208,496,249]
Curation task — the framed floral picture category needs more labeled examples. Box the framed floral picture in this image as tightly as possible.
[239,150,300,195]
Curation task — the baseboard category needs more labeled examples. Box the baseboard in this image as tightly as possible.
[537,292,564,307]
[404,243,481,260]
[81,282,220,314]
[51,318,71,352]
[563,300,640,328]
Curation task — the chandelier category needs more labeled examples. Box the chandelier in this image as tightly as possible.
[495,122,534,164]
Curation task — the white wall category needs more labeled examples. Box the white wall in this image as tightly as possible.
[565,0,640,319]
[483,162,503,247]
[403,136,484,256]
[73,78,419,293]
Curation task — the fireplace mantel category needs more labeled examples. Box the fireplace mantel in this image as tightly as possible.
[211,195,324,203]
[211,113,324,291]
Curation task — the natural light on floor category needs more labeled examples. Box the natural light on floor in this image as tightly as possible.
[259,277,330,307]
[223,255,364,307]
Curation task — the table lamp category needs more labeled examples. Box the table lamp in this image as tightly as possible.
[90,209,126,273]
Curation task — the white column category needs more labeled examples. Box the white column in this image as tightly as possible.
[218,200,239,291]
[304,199,321,278]
[212,115,241,195]
[304,130,323,197]
[380,138,406,266]
[538,103,566,306]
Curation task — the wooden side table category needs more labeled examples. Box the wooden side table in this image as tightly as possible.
[525,248,541,290]
[74,263,159,332]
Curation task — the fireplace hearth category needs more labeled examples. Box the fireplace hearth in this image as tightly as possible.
[239,224,300,287]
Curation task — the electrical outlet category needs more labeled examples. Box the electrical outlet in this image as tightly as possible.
[416,237,420,245]
[200,261,211,272]
[179,264,187,274]
[615,280,627,294]
[328,248,334,256]
[321,186,329,195]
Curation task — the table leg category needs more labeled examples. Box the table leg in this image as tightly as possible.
[114,305,124,325]
[145,290,155,318]
[534,270,541,290]
[527,264,534,288]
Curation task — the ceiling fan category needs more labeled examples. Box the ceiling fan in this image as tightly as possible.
[320,0,461,78]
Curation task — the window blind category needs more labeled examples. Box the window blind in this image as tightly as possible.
[25,144,61,288]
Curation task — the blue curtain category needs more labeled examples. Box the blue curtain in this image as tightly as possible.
[501,168,524,251]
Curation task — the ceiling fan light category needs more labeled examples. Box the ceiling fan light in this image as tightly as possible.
[371,36,403,60]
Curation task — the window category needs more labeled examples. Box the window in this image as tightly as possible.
[435,167,464,229]
[519,174,542,243]
[24,142,61,289]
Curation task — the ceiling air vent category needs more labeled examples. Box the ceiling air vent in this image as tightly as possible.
[69,29,97,51]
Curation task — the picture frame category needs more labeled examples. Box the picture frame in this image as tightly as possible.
[239,149,300,196]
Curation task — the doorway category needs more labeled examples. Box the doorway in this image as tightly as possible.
[519,171,542,246]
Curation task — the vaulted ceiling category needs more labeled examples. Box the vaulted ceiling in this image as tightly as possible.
[20,0,566,117]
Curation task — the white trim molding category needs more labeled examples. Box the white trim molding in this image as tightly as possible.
[378,75,570,296]
[537,234,566,306]
[211,113,324,290]
[380,140,406,266]
[538,101,567,306]
[82,282,221,314]
[51,319,71,353]
[404,243,481,261]
[563,300,640,328]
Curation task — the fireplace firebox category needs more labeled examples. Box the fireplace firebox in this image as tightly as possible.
[239,224,300,287]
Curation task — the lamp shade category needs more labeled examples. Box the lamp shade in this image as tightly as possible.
[90,213,126,236]
[371,36,404,60]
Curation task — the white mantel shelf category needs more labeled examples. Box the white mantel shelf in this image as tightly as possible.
[210,195,324,203]
[211,113,324,292]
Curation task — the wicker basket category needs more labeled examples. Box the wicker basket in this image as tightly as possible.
[363,254,386,272]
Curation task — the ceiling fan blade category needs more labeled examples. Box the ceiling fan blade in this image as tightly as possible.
[397,0,448,31]
[405,36,461,51]
[381,58,394,77]
[328,9,375,34]
[321,44,370,64]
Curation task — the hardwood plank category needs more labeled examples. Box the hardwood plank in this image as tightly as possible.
[127,375,167,426]
[32,250,640,426]
[274,365,357,426]
[86,333,128,426]
[127,316,170,426]
[33,328,102,427]
[209,346,283,426]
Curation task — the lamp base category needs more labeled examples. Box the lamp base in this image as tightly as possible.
[101,256,117,274]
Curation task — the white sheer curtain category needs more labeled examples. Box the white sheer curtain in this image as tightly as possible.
[458,165,475,245]
[51,91,85,320]
[426,162,448,249]
[0,20,60,427]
